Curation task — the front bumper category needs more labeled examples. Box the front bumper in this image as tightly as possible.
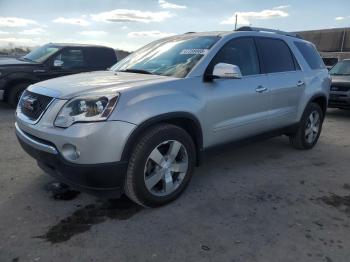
[16,122,129,197]
[15,119,133,197]
[328,92,350,108]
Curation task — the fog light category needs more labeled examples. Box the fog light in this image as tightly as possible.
[61,144,80,161]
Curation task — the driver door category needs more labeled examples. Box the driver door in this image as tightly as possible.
[204,37,271,147]
[48,48,89,79]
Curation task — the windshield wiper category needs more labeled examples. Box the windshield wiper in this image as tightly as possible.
[119,69,153,75]
[20,57,35,63]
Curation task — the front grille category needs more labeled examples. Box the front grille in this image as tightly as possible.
[19,90,53,121]
[331,85,350,92]
[329,100,349,106]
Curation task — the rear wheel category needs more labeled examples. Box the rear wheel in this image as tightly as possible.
[8,83,30,108]
[124,124,196,207]
[289,103,324,150]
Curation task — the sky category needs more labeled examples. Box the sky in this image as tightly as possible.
[0,0,349,51]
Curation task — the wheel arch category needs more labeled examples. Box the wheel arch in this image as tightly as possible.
[3,77,36,101]
[121,112,203,166]
[308,94,328,116]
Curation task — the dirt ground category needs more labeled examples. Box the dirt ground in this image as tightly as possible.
[0,102,350,262]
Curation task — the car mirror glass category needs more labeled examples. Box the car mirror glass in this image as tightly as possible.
[53,60,64,68]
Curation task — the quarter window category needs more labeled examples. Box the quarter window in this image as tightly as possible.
[210,38,260,76]
[257,38,296,73]
[294,41,325,70]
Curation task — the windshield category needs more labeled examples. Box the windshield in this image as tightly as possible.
[330,60,350,76]
[23,44,60,63]
[111,36,220,78]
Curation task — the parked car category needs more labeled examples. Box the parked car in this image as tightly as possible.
[328,59,350,109]
[15,27,330,207]
[0,43,118,107]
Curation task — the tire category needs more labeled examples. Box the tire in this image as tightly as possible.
[8,83,30,108]
[289,103,324,150]
[124,124,196,207]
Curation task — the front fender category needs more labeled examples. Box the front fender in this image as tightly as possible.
[4,71,39,83]
[2,72,39,100]
[109,79,205,126]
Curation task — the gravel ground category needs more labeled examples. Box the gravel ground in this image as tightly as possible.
[0,101,350,262]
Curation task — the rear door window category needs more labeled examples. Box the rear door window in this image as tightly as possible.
[256,38,296,73]
[294,41,325,70]
[86,48,117,69]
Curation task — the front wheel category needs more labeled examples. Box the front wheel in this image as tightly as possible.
[124,124,196,207]
[8,83,30,108]
[289,103,324,150]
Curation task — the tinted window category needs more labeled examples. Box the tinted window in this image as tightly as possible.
[54,48,86,69]
[86,48,117,69]
[323,57,338,68]
[295,41,325,70]
[210,38,260,76]
[257,38,295,73]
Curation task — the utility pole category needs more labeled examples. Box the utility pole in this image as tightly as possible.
[341,29,346,52]
[235,14,238,30]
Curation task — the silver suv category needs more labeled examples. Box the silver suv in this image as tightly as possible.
[15,27,330,207]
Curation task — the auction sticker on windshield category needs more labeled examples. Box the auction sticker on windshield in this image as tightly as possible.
[180,49,209,55]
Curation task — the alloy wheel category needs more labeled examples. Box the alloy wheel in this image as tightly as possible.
[144,140,189,197]
[305,110,321,144]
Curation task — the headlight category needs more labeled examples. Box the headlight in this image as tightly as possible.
[54,93,119,128]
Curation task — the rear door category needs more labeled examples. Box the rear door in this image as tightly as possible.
[204,37,271,146]
[255,37,305,129]
[85,47,118,70]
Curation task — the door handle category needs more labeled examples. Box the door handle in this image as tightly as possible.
[255,86,268,93]
[297,81,305,87]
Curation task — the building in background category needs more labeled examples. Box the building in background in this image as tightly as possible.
[297,27,350,68]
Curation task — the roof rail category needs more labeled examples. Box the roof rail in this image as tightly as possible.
[235,26,303,39]
[184,31,196,34]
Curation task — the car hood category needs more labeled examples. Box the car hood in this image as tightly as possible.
[0,57,37,66]
[331,75,350,86]
[28,71,176,99]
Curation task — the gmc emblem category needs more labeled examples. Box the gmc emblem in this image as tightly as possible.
[22,96,37,111]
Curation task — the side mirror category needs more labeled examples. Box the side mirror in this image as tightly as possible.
[53,60,64,68]
[212,63,242,79]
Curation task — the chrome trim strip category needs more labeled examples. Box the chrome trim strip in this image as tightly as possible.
[15,122,58,155]
[33,69,46,73]
[0,90,4,100]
